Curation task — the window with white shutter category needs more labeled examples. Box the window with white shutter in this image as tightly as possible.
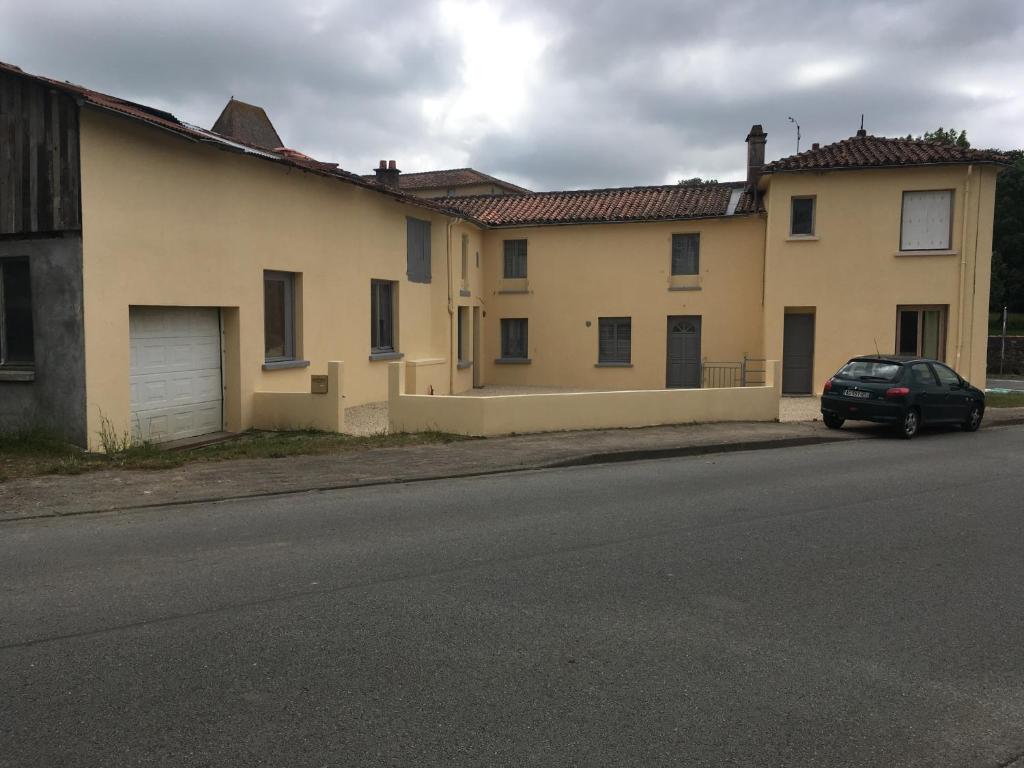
[900,191,953,251]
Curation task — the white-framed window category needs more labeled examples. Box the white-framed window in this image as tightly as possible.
[896,305,947,360]
[790,196,816,236]
[371,279,397,354]
[264,270,297,362]
[900,190,953,251]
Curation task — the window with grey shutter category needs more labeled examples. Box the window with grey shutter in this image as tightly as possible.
[501,318,528,359]
[900,190,952,250]
[503,239,527,278]
[598,317,631,364]
[264,270,297,362]
[371,279,396,353]
[406,217,432,283]
[671,234,699,275]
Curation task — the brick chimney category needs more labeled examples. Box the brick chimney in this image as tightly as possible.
[374,159,401,190]
[745,125,766,190]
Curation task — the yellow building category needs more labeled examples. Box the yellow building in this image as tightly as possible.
[0,62,1005,449]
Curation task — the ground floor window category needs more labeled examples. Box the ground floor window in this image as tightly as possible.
[501,318,528,359]
[264,270,297,362]
[598,317,632,364]
[0,257,34,368]
[457,306,469,364]
[896,305,946,360]
[371,279,396,354]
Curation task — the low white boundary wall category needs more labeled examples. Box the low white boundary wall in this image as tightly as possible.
[388,361,781,436]
[252,361,345,432]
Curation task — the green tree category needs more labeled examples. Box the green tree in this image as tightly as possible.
[676,177,718,185]
[921,127,970,147]
[992,150,1024,313]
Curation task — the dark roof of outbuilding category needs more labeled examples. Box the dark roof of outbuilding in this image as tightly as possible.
[211,98,283,150]
[0,60,462,219]
[765,134,1008,173]
[442,182,762,227]
[396,167,531,193]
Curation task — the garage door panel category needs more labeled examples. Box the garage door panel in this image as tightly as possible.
[129,307,222,443]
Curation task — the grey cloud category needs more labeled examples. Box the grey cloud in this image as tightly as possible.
[1,0,1022,191]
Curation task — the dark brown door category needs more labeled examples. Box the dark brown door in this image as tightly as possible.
[667,316,701,388]
[782,313,815,394]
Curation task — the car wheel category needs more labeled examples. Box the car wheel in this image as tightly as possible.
[963,403,983,432]
[899,408,920,440]
[823,412,845,430]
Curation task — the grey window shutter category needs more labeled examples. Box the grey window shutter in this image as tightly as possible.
[407,218,432,283]
[671,234,699,275]
[599,317,631,363]
[503,240,527,278]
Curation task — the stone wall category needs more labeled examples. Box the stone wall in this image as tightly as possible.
[988,336,1024,375]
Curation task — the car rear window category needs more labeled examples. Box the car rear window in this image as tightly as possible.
[836,361,902,381]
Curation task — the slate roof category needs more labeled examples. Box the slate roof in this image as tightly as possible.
[765,133,1008,173]
[361,167,532,194]
[211,98,283,150]
[443,182,761,227]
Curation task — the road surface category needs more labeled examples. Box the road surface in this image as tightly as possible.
[2,425,1023,767]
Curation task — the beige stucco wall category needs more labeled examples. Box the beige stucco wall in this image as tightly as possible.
[761,165,998,391]
[78,110,474,449]
[477,216,767,390]
[389,360,781,436]
[252,361,344,431]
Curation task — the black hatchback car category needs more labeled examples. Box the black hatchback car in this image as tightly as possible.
[820,356,985,439]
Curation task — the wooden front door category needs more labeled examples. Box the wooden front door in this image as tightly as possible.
[667,316,701,389]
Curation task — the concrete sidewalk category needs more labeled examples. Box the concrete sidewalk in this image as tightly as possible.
[3,409,1022,522]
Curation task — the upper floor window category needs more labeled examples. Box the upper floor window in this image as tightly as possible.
[503,239,528,279]
[671,234,700,275]
[406,217,432,283]
[598,317,632,365]
[264,270,297,362]
[0,258,34,368]
[901,190,953,251]
[461,234,469,284]
[790,196,815,236]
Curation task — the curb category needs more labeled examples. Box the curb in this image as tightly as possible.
[2,434,854,524]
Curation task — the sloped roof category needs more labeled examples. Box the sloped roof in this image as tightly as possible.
[211,98,283,150]
[765,133,1008,173]
[361,167,532,193]
[443,182,761,227]
[0,60,459,218]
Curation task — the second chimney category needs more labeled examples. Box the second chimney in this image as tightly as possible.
[745,125,767,190]
[375,159,401,190]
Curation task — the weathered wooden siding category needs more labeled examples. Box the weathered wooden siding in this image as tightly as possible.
[0,72,81,235]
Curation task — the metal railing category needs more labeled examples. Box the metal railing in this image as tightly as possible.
[701,356,767,388]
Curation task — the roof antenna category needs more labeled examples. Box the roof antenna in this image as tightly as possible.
[874,337,880,356]
[787,116,801,153]
[857,114,867,138]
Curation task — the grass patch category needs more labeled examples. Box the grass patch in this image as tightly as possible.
[986,392,1024,408]
[0,429,465,482]
[989,312,1024,335]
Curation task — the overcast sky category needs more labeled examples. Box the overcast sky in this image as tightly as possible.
[3,0,1022,191]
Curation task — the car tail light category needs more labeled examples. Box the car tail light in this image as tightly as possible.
[823,379,833,393]
[885,386,910,399]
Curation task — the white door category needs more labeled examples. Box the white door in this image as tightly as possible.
[129,307,223,443]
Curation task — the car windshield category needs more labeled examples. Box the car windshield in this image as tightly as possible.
[836,360,902,382]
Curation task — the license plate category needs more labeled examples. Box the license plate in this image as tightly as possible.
[844,389,871,399]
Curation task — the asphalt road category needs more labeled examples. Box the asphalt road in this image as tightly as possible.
[988,377,1024,391]
[3,425,1024,767]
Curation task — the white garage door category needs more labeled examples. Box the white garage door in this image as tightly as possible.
[130,307,223,443]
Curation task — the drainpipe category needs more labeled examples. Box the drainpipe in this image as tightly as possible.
[446,217,460,395]
[955,165,972,369]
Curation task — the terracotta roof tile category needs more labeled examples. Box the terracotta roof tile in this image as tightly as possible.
[765,134,1008,173]
[443,183,761,227]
